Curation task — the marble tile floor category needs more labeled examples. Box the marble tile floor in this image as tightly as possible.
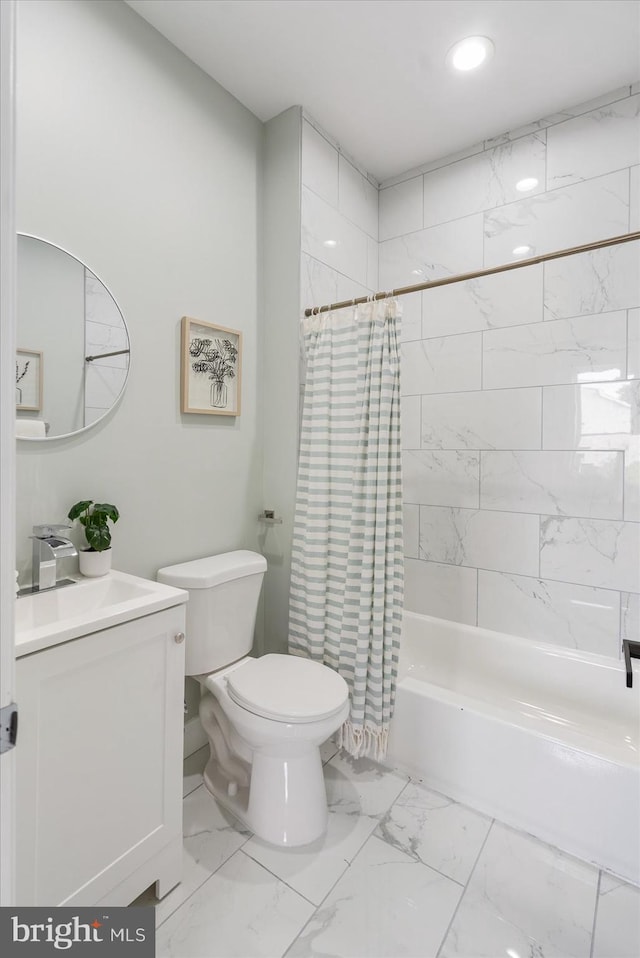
[134,743,640,958]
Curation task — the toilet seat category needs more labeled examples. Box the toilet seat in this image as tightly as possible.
[226,654,348,724]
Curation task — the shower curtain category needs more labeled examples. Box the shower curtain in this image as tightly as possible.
[289,299,404,761]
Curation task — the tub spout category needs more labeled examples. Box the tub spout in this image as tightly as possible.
[622,639,640,688]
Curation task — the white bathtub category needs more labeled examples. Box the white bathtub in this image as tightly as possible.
[386,612,640,885]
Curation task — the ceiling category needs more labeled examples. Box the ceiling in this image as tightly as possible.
[125,0,640,182]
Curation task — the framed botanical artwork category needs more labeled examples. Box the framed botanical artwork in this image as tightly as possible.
[181,316,242,416]
[16,348,43,411]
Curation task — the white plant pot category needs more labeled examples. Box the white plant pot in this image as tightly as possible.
[79,548,112,578]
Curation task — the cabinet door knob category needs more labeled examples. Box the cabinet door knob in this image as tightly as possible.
[174,632,185,644]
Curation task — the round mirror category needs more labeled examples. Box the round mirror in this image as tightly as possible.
[16,234,130,440]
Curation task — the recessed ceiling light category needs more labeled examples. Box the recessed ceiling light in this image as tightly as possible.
[513,245,534,257]
[516,177,539,193]
[447,36,494,72]
[323,239,338,248]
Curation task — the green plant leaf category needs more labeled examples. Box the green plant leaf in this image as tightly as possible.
[68,500,93,521]
[85,523,111,552]
[93,503,120,523]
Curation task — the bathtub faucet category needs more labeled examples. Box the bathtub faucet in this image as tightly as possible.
[622,639,640,688]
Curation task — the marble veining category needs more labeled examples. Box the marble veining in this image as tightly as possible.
[374,782,491,885]
[477,570,621,656]
[419,505,539,577]
[424,263,543,339]
[540,515,640,592]
[543,244,640,321]
[484,170,629,267]
[421,388,542,450]
[482,311,627,389]
[440,823,599,958]
[423,133,546,229]
[403,449,480,508]
[480,450,623,520]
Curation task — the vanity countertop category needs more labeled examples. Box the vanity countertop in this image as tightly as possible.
[15,569,188,658]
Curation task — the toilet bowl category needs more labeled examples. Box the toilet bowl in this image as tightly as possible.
[157,551,349,847]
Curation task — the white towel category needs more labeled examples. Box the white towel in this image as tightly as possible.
[16,418,46,438]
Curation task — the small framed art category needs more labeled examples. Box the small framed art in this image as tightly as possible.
[16,348,43,411]
[181,316,242,416]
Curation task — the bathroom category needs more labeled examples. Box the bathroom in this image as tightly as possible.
[0,0,639,955]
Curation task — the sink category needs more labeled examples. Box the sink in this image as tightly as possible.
[15,570,188,657]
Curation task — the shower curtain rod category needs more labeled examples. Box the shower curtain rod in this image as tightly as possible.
[303,230,640,316]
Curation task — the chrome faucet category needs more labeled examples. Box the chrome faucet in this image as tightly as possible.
[26,524,78,594]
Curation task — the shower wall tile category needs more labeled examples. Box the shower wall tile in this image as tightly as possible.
[399,291,421,342]
[84,273,122,326]
[484,171,629,267]
[403,450,479,508]
[540,516,640,592]
[302,187,368,287]
[401,396,421,449]
[421,388,541,450]
[477,571,621,656]
[378,214,483,290]
[301,253,338,313]
[422,133,546,228]
[624,439,640,521]
[482,311,627,389]
[480,450,624,520]
[366,235,379,291]
[631,165,639,231]
[84,365,127,409]
[543,244,640,320]
[339,155,378,239]
[422,264,543,339]
[402,333,481,396]
[541,380,640,522]
[85,320,128,366]
[403,504,419,559]
[302,120,338,206]
[628,308,640,378]
[379,176,423,241]
[546,95,640,189]
[419,506,539,577]
[404,558,477,625]
[621,592,639,642]
[335,275,370,303]
[541,380,640,450]
[539,86,634,128]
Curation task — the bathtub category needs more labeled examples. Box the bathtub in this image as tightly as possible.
[385,612,640,885]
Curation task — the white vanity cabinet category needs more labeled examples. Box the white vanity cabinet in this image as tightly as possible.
[16,597,186,907]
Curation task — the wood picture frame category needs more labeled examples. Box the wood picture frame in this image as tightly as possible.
[180,316,242,416]
[16,348,43,412]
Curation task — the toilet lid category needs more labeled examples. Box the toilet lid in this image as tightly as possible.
[226,654,349,723]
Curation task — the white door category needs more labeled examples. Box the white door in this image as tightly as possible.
[0,0,17,908]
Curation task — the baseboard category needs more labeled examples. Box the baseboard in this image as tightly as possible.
[183,716,207,759]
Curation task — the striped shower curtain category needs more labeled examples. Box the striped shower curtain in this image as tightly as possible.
[289,299,404,761]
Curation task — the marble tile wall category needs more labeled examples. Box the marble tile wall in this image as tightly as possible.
[84,270,128,426]
[300,117,379,316]
[379,86,640,657]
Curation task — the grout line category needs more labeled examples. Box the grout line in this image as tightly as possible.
[237,846,318,908]
[589,870,603,958]
[435,819,496,958]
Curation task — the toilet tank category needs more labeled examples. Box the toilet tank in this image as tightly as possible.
[157,551,267,676]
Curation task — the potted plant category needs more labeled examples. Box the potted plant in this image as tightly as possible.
[67,499,120,577]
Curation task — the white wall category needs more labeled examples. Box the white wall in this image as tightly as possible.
[260,107,302,655]
[378,85,640,658]
[15,0,264,598]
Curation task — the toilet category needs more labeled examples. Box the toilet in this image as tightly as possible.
[157,550,350,847]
